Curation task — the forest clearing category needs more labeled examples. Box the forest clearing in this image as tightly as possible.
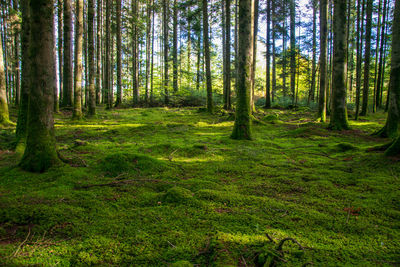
[1,0,400,265]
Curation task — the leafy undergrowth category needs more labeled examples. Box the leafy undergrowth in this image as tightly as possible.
[0,107,399,266]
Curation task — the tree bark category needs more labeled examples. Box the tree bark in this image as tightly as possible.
[20,0,60,172]
[105,0,111,109]
[231,0,253,140]
[319,0,328,122]
[376,0,388,110]
[132,0,139,105]
[355,0,365,119]
[360,0,373,116]
[265,0,271,108]
[88,0,96,114]
[62,0,73,108]
[329,0,349,130]
[0,33,10,126]
[115,0,122,107]
[289,0,296,103]
[73,0,84,119]
[202,0,213,112]
[173,0,178,93]
[163,0,169,104]
[310,0,317,103]
[223,0,231,110]
[57,0,63,107]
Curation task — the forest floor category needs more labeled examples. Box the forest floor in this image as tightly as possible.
[0,106,399,266]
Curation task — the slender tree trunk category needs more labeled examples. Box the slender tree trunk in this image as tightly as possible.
[355,0,365,119]
[20,0,60,172]
[234,0,238,86]
[145,0,152,104]
[282,4,287,97]
[231,0,253,140]
[96,0,102,105]
[360,0,373,116]
[187,9,191,88]
[173,0,178,93]
[88,0,96,115]
[265,0,271,108]
[271,0,276,103]
[58,0,63,107]
[196,32,201,91]
[115,0,122,107]
[290,0,296,103]
[73,0,84,119]
[0,33,9,126]
[329,0,349,130]
[250,0,259,111]
[62,0,73,108]
[163,0,169,104]
[12,0,20,106]
[223,0,231,110]
[373,0,382,112]
[319,0,328,122]
[376,0,388,110]
[150,5,155,103]
[310,0,317,103]
[132,0,139,105]
[105,0,111,109]
[202,0,213,112]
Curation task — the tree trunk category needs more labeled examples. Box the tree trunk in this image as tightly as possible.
[163,0,169,104]
[88,0,96,115]
[384,0,400,155]
[271,0,276,103]
[329,0,349,130]
[319,0,328,122]
[360,0,373,116]
[282,3,287,98]
[145,0,152,104]
[250,0,259,111]
[62,0,73,108]
[115,0,122,107]
[16,0,30,148]
[132,0,139,105]
[231,0,253,140]
[310,0,317,103]
[372,0,382,112]
[173,0,178,93]
[20,0,60,172]
[0,33,10,126]
[58,0,63,107]
[96,0,102,105]
[265,0,271,109]
[376,0,388,110]
[223,0,231,110]
[289,0,296,104]
[202,0,213,112]
[12,0,20,106]
[196,32,201,92]
[73,0,84,119]
[105,0,111,109]
[355,0,365,119]
[150,5,155,103]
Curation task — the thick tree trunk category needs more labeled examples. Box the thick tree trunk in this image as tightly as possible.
[202,0,213,112]
[115,0,122,107]
[73,0,84,119]
[384,0,400,155]
[88,0,96,115]
[16,0,30,148]
[20,0,60,172]
[12,0,20,106]
[62,0,73,108]
[360,0,373,116]
[231,0,253,140]
[329,0,349,130]
[271,0,276,103]
[265,0,271,109]
[319,0,328,122]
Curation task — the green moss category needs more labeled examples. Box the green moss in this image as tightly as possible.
[0,107,399,266]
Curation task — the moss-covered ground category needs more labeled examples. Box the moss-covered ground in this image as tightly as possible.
[0,107,399,266]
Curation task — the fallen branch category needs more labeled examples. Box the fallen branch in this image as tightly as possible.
[10,227,31,258]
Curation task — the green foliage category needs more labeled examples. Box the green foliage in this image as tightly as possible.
[0,107,399,266]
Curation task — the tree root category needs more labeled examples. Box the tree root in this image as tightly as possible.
[264,236,305,267]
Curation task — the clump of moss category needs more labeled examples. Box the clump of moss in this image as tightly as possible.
[100,152,167,176]
[263,114,279,123]
[336,143,357,152]
[170,260,193,267]
[162,186,194,204]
